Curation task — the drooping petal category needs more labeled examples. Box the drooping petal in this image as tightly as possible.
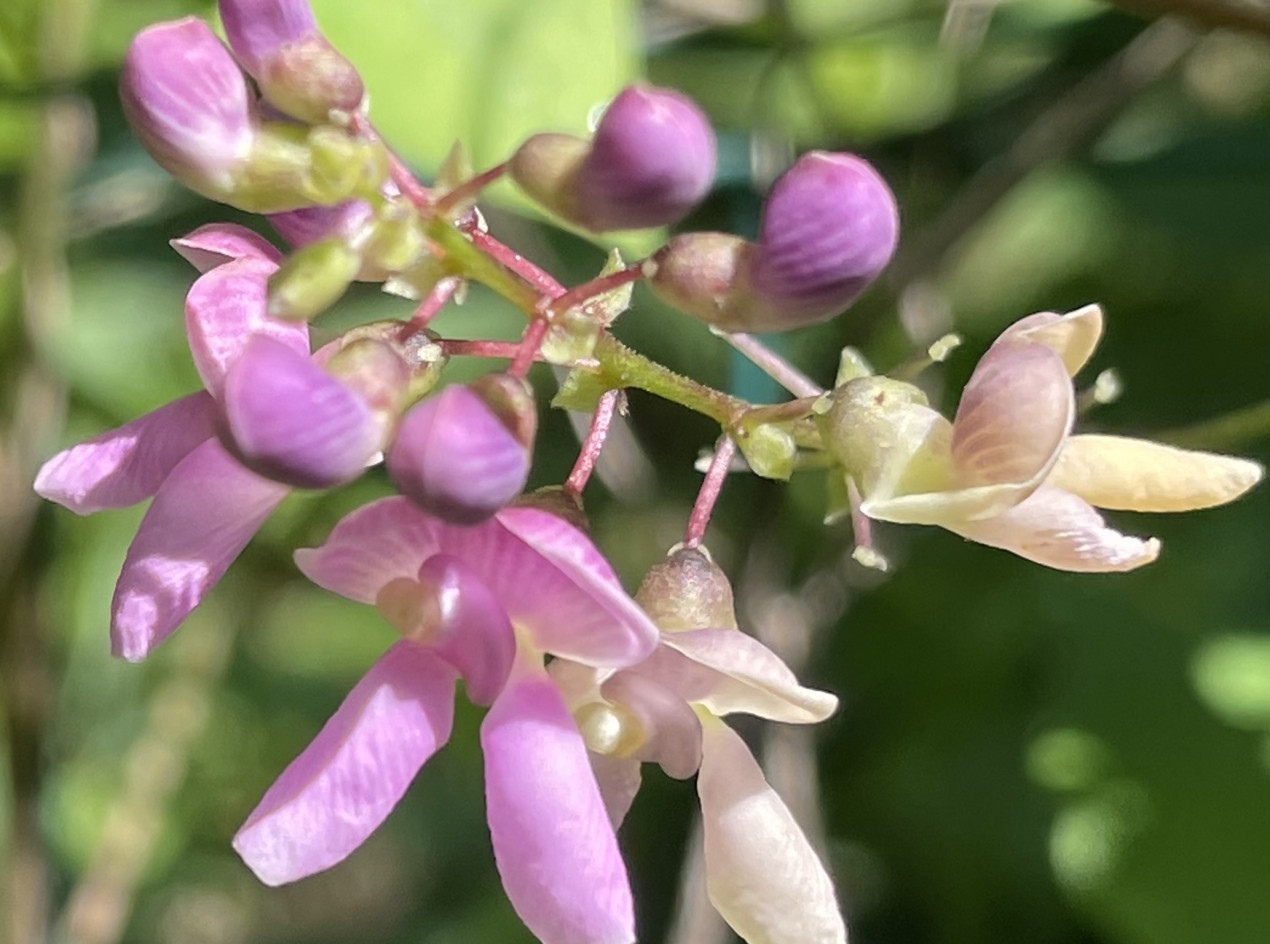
[411,554,516,706]
[589,753,642,829]
[220,335,379,489]
[482,660,635,944]
[234,641,456,885]
[697,717,846,944]
[111,439,289,660]
[951,339,1073,490]
[1048,434,1264,512]
[949,484,1161,572]
[171,223,282,271]
[184,255,308,399]
[649,629,839,724]
[34,393,216,514]
[997,304,1104,376]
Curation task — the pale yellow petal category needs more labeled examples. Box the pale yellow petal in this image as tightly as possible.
[1049,434,1265,512]
[864,478,1044,526]
[949,485,1161,572]
[999,304,1104,376]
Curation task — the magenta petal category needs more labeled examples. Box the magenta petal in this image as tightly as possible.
[111,438,289,660]
[219,0,317,75]
[415,554,516,706]
[387,386,530,525]
[234,641,456,885]
[221,336,379,489]
[34,393,216,514]
[268,200,374,248]
[184,255,308,399]
[171,223,282,272]
[482,663,635,944]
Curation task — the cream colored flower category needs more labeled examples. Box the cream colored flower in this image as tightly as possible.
[820,305,1264,572]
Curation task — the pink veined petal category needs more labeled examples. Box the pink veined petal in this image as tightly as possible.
[602,671,702,780]
[996,304,1104,376]
[184,255,308,399]
[412,554,516,706]
[948,484,1161,572]
[589,753,643,829]
[111,438,289,661]
[171,223,283,272]
[234,640,456,886]
[649,629,839,724]
[34,392,216,514]
[697,717,846,944]
[482,660,635,944]
[951,339,1073,489]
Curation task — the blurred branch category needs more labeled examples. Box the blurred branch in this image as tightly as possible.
[886,17,1200,292]
[1106,0,1270,39]
[1158,399,1270,451]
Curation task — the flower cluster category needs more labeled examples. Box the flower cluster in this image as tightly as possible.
[34,1,1263,942]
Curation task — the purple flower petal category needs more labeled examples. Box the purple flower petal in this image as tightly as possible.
[387,385,530,525]
[34,393,216,514]
[697,717,846,944]
[111,438,289,660]
[221,335,379,489]
[234,640,456,885]
[120,18,255,195]
[412,554,516,706]
[184,255,309,399]
[171,223,282,272]
[268,200,374,248]
[482,661,635,944]
[219,0,317,75]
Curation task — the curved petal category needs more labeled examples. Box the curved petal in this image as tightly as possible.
[997,304,1104,376]
[951,339,1073,489]
[590,753,642,829]
[184,255,308,399]
[697,718,846,944]
[171,223,282,271]
[234,641,456,885]
[650,629,839,724]
[1049,434,1264,512]
[34,393,216,514]
[111,439,289,660]
[602,671,703,780]
[482,660,635,944]
[948,484,1161,572]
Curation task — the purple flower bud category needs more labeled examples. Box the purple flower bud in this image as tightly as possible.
[120,19,256,200]
[387,380,535,525]
[647,151,899,332]
[220,335,381,489]
[220,0,364,123]
[574,85,715,231]
[509,84,715,232]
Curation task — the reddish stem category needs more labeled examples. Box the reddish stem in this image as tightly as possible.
[719,331,823,398]
[547,264,645,317]
[563,389,621,497]
[509,318,550,379]
[401,276,460,334]
[350,113,433,210]
[847,477,875,554]
[434,162,509,215]
[440,338,525,360]
[684,435,737,549]
[465,227,565,296]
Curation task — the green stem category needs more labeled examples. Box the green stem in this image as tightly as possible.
[425,218,541,312]
[592,334,745,426]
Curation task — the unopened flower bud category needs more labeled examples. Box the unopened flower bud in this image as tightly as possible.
[510,84,715,232]
[326,320,447,405]
[121,19,256,202]
[266,236,361,321]
[220,335,381,489]
[387,377,536,524]
[324,338,412,440]
[219,0,364,123]
[736,423,796,480]
[635,546,738,632]
[648,151,899,332]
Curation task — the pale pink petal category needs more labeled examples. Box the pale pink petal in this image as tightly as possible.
[234,641,456,885]
[482,661,635,944]
[697,718,846,944]
[602,672,702,779]
[111,439,289,660]
[949,484,1161,572]
[650,629,838,724]
[951,339,1073,488]
[34,393,215,514]
[171,223,282,272]
[184,255,308,399]
[413,554,516,706]
[590,753,642,828]
[997,304,1103,376]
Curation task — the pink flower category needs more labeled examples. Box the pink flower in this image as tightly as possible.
[233,497,660,944]
[819,305,1265,571]
[551,548,845,944]
[35,225,300,660]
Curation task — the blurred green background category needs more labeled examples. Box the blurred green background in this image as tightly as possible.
[1,1,1267,942]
